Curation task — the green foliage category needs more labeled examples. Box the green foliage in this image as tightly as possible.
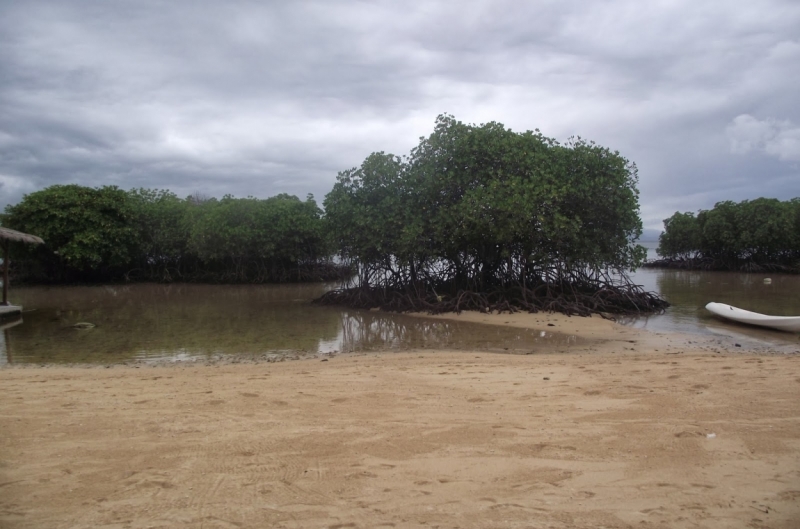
[127,188,191,278]
[323,152,407,265]
[187,194,327,281]
[735,198,795,263]
[324,114,646,292]
[657,198,800,270]
[3,185,139,280]
[697,200,739,264]
[658,212,701,259]
[3,185,334,283]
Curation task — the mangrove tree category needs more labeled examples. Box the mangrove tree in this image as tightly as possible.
[317,115,667,316]
[655,198,800,272]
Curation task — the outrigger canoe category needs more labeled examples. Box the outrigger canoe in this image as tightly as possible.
[705,302,800,332]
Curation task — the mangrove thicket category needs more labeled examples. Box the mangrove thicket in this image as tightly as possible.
[655,198,800,272]
[316,114,668,316]
[2,185,344,283]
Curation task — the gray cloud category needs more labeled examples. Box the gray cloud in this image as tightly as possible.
[1,0,799,230]
[727,114,800,161]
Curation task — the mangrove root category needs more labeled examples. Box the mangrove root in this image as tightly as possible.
[314,282,669,318]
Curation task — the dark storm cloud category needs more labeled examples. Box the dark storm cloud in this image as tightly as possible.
[1,0,799,230]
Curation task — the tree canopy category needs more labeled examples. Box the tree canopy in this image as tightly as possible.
[2,185,340,283]
[656,198,800,272]
[1,114,676,316]
[1,185,138,281]
[320,115,665,315]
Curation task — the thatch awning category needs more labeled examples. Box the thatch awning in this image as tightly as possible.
[0,227,44,245]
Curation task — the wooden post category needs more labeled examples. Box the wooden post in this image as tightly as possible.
[2,240,9,306]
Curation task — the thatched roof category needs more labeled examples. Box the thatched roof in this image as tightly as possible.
[0,227,44,245]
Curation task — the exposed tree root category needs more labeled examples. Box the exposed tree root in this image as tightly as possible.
[315,281,669,318]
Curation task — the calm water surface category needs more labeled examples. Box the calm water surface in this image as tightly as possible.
[2,265,799,365]
[0,283,580,365]
[632,241,800,349]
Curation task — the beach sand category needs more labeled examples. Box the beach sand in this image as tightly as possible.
[1,312,799,528]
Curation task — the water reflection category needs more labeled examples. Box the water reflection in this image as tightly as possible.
[4,271,798,366]
[0,316,23,366]
[5,284,581,365]
[7,284,341,364]
[333,310,578,354]
[628,268,800,349]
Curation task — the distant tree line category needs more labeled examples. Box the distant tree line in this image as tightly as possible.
[316,114,667,316]
[2,185,345,283]
[2,114,687,317]
[655,198,800,272]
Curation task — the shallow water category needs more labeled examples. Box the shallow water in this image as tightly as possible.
[0,283,579,365]
[628,268,800,350]
[625,241,800,349]
[2,264,799,365]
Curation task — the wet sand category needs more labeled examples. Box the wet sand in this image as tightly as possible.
[1,312,799,528]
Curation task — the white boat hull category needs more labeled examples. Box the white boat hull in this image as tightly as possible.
[705,302,800,332]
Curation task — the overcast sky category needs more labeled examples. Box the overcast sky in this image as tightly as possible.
[1,0,798,231]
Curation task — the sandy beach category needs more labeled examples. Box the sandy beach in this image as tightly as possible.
[1,312,799,529]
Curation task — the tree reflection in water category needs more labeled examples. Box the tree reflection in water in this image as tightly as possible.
[5,284,580,365]
[335,310,578,354]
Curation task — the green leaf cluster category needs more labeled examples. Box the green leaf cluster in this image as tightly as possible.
[2,185,138,280]
[324,114,646,290]
[3,185,331,283]
[185,194,327,281]
[658,198,800,268]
